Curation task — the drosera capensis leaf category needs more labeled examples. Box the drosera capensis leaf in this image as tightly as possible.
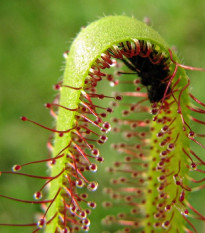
[46,15,174,232]
[0,15,205,233]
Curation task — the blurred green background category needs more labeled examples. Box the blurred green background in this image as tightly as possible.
[0,0,205,232]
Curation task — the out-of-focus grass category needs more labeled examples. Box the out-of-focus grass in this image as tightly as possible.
[0,0,204,232]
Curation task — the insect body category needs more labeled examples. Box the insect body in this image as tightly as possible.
[121,41,171,103]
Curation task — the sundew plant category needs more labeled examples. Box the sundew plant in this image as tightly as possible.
[0,16,205,233]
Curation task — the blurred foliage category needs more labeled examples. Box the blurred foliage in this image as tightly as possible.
[0,0,205,232]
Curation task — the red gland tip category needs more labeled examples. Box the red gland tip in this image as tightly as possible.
[79,210,87,219]
[106,107,113,113]
[61,228,70,233]
[63,50,69,59]
[34,191,43,200]
[82,218,91,226]
[87,201,97,209]
[189,131,195,138]
[151,108,159,115]
[82,225,89,231]
[76,179,85,188]
[59,132,64,137]
[184,209,189,215]
[96,156,104,162]
[162,220,170,229]
[92,148,99,157]
[21,116,28,121]
[115,95,123,101]
[12,164,22,172]
[89,164,98,172]
[45,103,52,108]
[191,162,197,169]
[37,218,46,228]
[87,181,98,191]
[53,83,61,90]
